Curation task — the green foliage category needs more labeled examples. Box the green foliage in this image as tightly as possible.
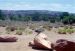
[0,10,5,20]
[62,16,75,24]
[62,12,69,16]
[16,30,23,35]
[58,26,74,34]
[24,16,32,21]
[66,28,74,34]
[50,19,55,23]
[58,29,66,34]
[0,10,75,25]
[60,12,69,19]
[32,12,41,21]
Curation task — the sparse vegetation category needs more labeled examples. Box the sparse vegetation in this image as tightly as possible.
[29,24,39,30]
[16,30,23,35]
[24,28,33,35]
[15,27,26,35]
[58,26,74,34]
[43,25,52,31]
[6,26,17,32]
[58,28,66,34]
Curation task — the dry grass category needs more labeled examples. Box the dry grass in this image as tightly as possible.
[16,30,23,35]
[6,26,17,32]
[43,25,52,31]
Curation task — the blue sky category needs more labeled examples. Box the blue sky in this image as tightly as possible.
[0,0,75,13]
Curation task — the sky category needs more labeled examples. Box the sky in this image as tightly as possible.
[0,0,75,13]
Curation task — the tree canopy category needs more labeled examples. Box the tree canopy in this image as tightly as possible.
[0,10,75,24]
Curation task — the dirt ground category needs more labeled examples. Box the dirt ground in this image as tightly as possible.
[0,34,50,51]
[0,27,75,51]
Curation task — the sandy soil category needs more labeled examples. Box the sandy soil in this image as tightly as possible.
[0,34,50,51]
[0,27,75,51]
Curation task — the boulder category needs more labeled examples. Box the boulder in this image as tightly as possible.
[51,39,75,51]
[33,33,51,50]
[0,35,18,42]
[36,33,48,39]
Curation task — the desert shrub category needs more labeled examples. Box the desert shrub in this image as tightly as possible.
[28,31,33,34]
[58,29,66,34]
[29,25,34,30]
[16,28,33,35]
[58,26,74,34]
[6,26,17,32]
[29,25,38,30]
[35,28,44,33]
[66,28,74,34]
[16,30,23,35]
[64,25,73,29]
[43,25,52,31]
[24,29,33,35]
[17,27,25,31]
[64,25,69,29]
[6,30,10,34]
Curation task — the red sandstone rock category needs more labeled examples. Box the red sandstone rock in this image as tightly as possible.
[51,39,75,51]
[0,35,18,42]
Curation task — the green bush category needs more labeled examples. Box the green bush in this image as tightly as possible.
[58,29,66,34]
[66,28,74,34]
[58,26,74,34]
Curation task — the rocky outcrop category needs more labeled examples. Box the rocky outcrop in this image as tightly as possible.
[51,39,75,51]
